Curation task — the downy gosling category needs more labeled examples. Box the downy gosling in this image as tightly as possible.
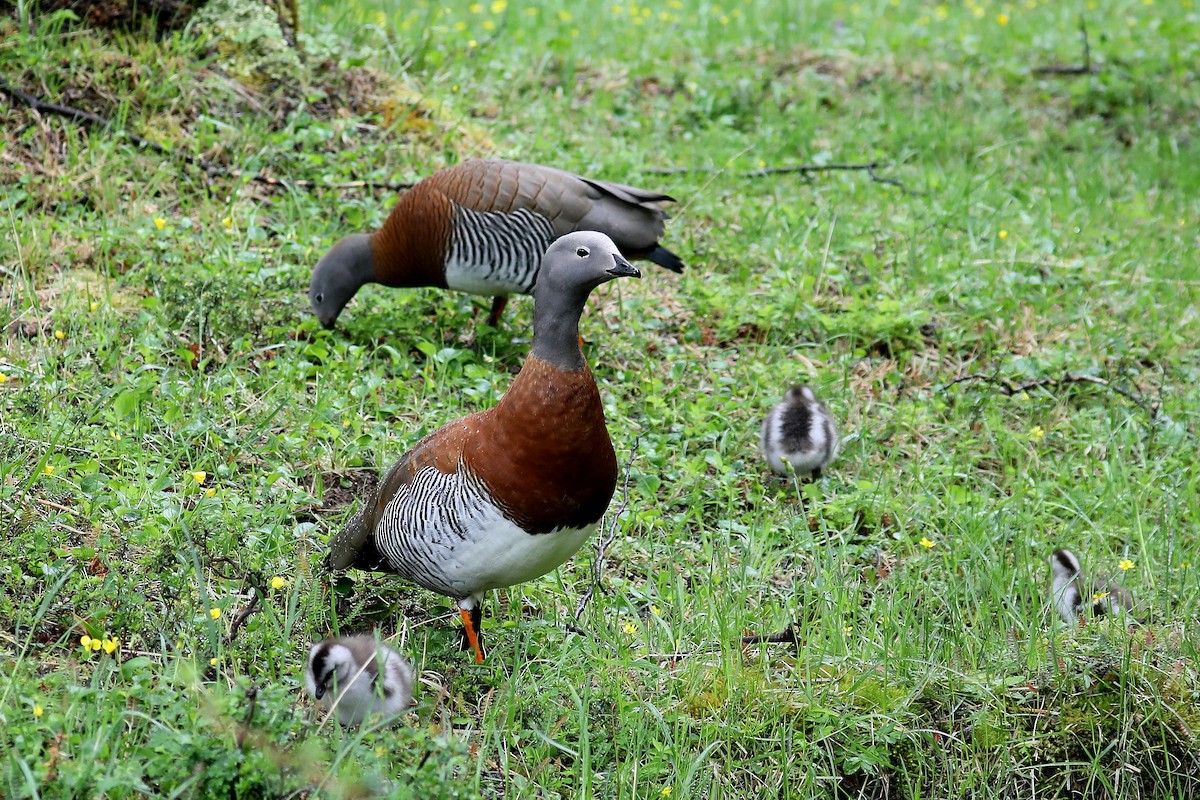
[304,635,414,726]
[760,385,839,479]
[1048,548,1134,625]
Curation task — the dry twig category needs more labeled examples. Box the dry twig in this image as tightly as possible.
[1033,16,1098,76]
[646,160,921,194]
[0,77,415,193]
[571,438,639,625]
[942,372,1158,420]
[741,624,798,646]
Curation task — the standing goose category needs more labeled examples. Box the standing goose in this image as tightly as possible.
[304,635,414,727]
[309,158,682,329]
[760,385,839,479]
[324,231,639,662]
[1048,548,1134,625]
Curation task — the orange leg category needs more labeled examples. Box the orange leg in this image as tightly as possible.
[459,607,485,664]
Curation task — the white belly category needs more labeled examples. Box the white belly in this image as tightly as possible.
[446,514,597,593]
[374,466,600,598]
[445,256,528,296]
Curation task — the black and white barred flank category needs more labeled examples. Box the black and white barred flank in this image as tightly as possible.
[373,465,498,597]
[445,206,558,296]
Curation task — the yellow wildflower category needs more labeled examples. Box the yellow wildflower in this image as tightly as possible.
[467,39,477,47]
[650,604,661,616]
[623,621,638,635]
[482,19,496,30]
[80,634,93,649]
[1029,426,1045,441]
[919,537,936,549]
[222,217,232,228]
[557,9,572,22]
[1093,591,1110,602]
[54,330,66,340]
[43,464,55,475]
[191,471,207,484]
[271,576,287,590]
[154,218,166,230]
[210,657,218,666]
[453,20,467,30]
[997,13,1009,24]
[90,301,99,312]
[469,2,481,11]
[0,373,7,383]
[209,607,222,620]
[661,788,672,797]
[1119,559,1135,571]
[103,638,119,654]
[91,638,102,651]
[490,0,506,12]
[33,704,44,718]
[934,4,948,20]
[204,487,216,498]
[998,229,1009,240]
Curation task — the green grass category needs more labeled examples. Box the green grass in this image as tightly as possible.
[2,0,1200,796]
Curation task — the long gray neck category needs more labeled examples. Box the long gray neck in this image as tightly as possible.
[341,234,378,285]
[529,285,591,371]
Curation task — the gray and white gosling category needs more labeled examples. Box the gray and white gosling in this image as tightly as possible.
[1048,549,1134,625]
[760,385,839,479]
[304,635,414,726]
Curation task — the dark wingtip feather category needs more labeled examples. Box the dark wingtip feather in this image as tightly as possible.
[646,246,685,274]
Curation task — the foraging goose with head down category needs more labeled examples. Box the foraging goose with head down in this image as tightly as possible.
[309,158,681,329]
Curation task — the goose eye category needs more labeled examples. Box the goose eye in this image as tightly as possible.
[575,247,590,257]
[315,293,324,304]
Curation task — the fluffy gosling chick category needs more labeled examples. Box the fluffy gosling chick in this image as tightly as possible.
[1048,549,1134,625]
[304,635,414,726]
[760,385,839,479]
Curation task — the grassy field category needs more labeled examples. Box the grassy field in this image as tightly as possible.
[2,0,1200,796]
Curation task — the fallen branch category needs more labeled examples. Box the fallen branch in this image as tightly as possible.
[36,498,77,515]
[1031,64,1098,76]
[1033,15,1097,76]
[741,623,798,646]
[943,372,1157,420]
[646,160,920,194]
[0,77,172,156]
[572,438,639,625]
[228,584,263,642]
[0,77,415,193]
